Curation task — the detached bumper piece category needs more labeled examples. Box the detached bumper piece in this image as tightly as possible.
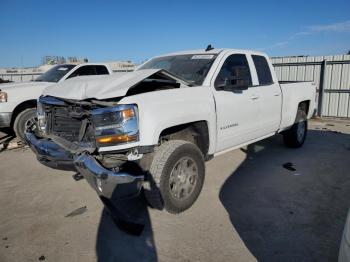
[74,153,146,235]
[74,153,143,200]
[25,131,144,201]
[25,131,146,235]
[25,132,76,171]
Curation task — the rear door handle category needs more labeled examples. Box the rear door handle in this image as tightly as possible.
[274,93,281,96]
[251,94,259,100]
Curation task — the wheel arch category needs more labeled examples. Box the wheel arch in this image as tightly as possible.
[158,120,211,159]
[11,99,37,127]
[298,100,310,115]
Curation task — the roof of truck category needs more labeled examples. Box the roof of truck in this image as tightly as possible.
[157,48,267,57]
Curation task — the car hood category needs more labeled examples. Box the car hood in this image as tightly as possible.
[42,69,188,101]
[0,81,52,92]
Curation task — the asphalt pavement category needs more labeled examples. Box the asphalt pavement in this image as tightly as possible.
[0,118,349,262]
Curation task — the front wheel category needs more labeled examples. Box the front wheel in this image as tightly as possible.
[283,110,307,148]
[13,108,37,142]
[144,140,205,214]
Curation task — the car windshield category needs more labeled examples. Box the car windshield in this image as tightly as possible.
[138,54,217,86]
[35,64,76,83]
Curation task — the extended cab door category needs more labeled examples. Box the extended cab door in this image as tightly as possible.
[251,55,282,134]
[213,53,263,152]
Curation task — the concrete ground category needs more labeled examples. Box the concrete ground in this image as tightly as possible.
[0,118,349,262]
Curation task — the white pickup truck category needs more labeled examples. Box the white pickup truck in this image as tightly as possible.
[0,63,112,140]
[26,48,316,214]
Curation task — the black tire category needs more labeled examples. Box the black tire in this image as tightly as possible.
[144,140,205,214]
[283,110,308,148]
[13,108,37,142]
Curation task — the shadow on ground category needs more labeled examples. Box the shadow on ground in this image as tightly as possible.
[95,192,158,262]
[220,130,350,262]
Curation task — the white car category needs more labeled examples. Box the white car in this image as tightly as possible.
[26,47,317,214]
[0,63,112,140]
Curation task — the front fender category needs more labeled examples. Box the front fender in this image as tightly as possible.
[120,86,217,154]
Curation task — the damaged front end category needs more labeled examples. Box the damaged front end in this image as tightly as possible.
[24,69,192,234]
[25,95,144,201]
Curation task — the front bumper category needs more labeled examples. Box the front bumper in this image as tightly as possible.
[25,132,76,171]
[25,132,144,200]
[0,112,12,128]
[75,153,143,200]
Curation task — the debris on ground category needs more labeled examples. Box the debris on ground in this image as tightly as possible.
[65,206,87,217]
[326,124,335,126]
[6,141,26,150]
[38,255,45,261]
[72,173,84,181]
[2,237,8,241]
[283,162,296,171]
[0,139,28,152]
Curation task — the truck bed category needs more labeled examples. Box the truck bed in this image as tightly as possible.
[279,81,317,131]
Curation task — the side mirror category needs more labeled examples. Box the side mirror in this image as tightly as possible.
[217,76,249,91]
[231,81,249,91]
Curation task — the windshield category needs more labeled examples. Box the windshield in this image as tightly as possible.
[138,54,217,86]
[35,64,76,83]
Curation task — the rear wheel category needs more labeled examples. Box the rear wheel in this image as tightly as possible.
[144,140,205,214]
[283,109,307,148]
[13,108,37,142]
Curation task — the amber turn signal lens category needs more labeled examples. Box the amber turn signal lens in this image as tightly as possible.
[121,108,135,120]
[96,134,138,144]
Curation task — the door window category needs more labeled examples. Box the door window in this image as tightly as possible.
[95,65,109,75]
[214,54,252,89]
[252,55,273,85]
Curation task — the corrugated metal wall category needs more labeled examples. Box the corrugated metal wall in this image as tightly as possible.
[271,55,350,118]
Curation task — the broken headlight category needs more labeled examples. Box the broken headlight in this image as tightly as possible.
[92,104,139,147]
[37,100,46,133]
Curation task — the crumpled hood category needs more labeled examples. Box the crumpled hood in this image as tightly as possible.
[0,81,51,92]
[42,69,177,100]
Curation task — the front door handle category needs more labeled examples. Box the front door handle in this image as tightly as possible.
[274,93,281,96]
[251,94,259,100]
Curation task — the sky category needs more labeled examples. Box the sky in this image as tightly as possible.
[1,0,350,67]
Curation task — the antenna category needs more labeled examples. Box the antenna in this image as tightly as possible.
[205,44,214,51]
